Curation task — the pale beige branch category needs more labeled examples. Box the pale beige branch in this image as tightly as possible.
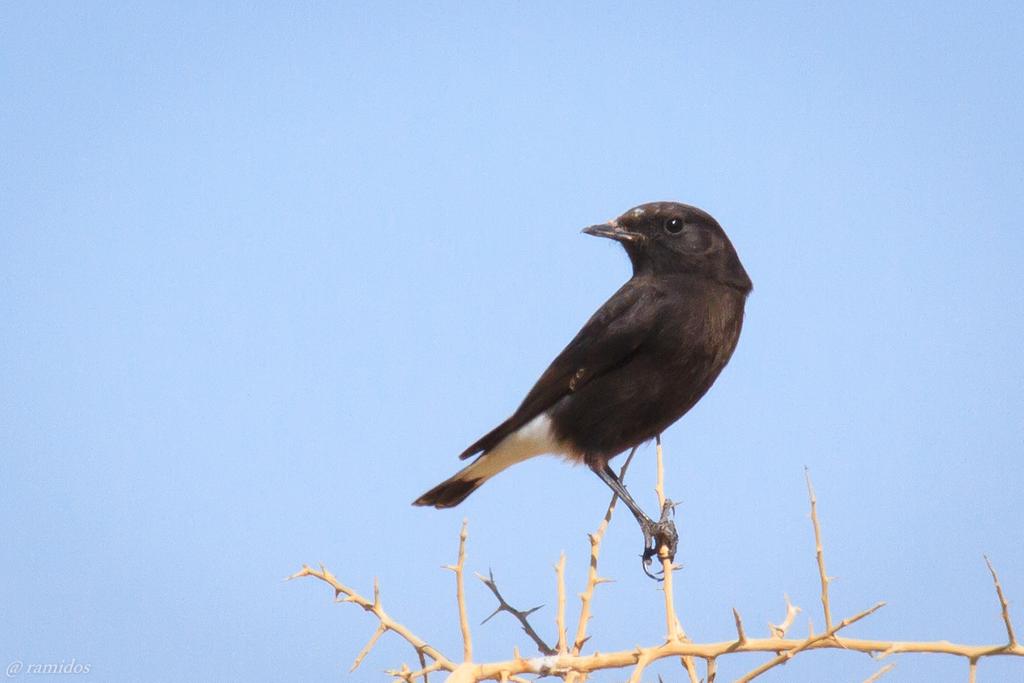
[442,662,476,683]
[655,436,699,683]
[387,662,412,681]
[768,594,802,639]
[417,650,430,683]
[401,659,443,682]
[288,564,454,675]
[444,519,473,662]
[655,435,667,509]
[466,632,1024,680]
[863,662,895,682]
[805,467,833,632]
[555,553,568,655]
[654,436,678,648]
[569,447,636,658]
[734,601,885,682]
[733,608,748,645]
[706,656,717,683]
[660,554,681,641]
[352,623,387,671]
[626,647,652,683]
[985,555,1018,647]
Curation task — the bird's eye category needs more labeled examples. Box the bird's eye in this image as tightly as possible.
[664,218,684,234]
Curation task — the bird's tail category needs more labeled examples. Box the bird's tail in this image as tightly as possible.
[413,418,556,508]
[412,456,494,508]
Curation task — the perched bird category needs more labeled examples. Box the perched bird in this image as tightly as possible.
[413,201,752,570]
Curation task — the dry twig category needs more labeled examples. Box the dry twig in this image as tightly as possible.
[288,565,455,678]
[477,570,554,656]
[734,601,886,682]
[654,436,700,683]
[768,594,802,639]
[444,520,473,662]
[705,656,717,682]
[555,553,568,656]
[570,447,636,657]
[805,467,833,632]
[985,554,1018,647]
[732,608,748,645]
[863,662,895,682]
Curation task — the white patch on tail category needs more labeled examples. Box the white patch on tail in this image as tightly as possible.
[455,413,567,482]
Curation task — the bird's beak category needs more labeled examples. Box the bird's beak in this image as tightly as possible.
[581,220,642,243]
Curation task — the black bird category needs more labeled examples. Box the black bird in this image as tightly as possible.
[413,202,752,569]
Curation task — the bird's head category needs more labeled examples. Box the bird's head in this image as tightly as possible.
[583,201,752,293]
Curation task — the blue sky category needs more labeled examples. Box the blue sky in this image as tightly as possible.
[2,2,1022,681]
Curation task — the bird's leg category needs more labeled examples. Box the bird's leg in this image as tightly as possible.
[592,463,678,578]
[592,462,650,526]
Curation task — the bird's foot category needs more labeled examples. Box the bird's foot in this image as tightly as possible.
[640,500,678,580]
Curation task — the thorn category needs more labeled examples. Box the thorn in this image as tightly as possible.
[285,566,309,581]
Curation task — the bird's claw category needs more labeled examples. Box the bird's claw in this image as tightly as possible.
[640,499,679,580]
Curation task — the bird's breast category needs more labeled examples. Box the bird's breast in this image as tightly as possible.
[660,284,745,364]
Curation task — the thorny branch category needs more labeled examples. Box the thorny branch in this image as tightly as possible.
[985,554,1018,647]
[287,564,455,678]
[805,467,833,633]
[293,449,1023,682]
[654,435,700,683]
[444,520,473,662]
[477,570,554,656]
[570,446,636,657]
[734,601,886,682]
[555,553,568,656]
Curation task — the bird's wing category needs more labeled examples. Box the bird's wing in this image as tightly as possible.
[458,279,665,459]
